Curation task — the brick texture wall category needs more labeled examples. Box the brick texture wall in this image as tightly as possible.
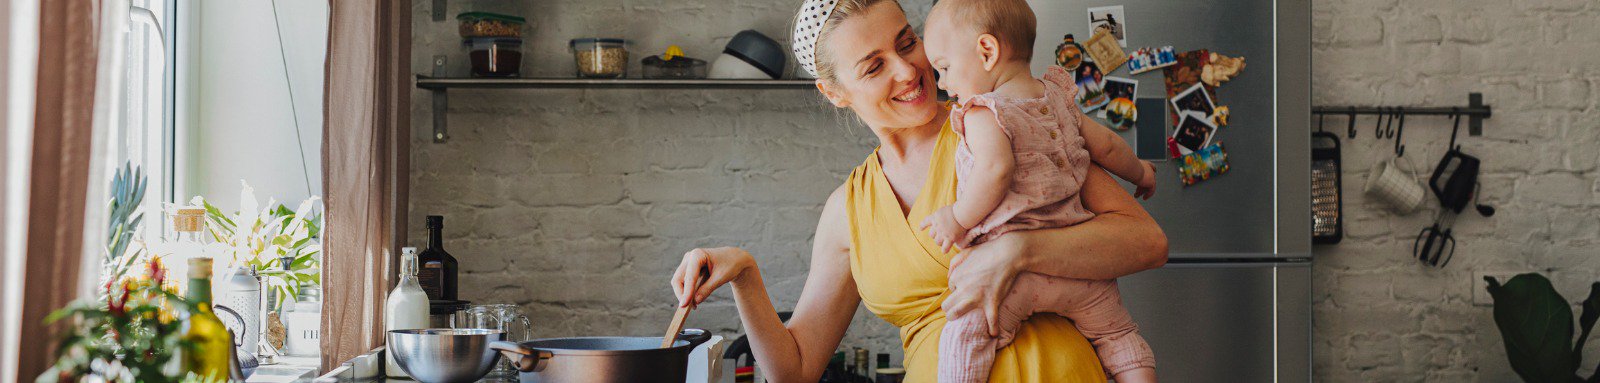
[407,0,933,362]
[1312,0,1600,380]
[409,0,1600,379]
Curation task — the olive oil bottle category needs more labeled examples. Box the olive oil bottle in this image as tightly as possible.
[182,257,233,380]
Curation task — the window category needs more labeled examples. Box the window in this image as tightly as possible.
[109,0,176,241]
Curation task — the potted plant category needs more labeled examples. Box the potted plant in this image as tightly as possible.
[1485,273,1600,382]
[189,181,321,354]
[191,181,321,310]
[39,163,223,383]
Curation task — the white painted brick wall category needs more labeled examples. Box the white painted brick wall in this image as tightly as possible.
[407,0,925,362]
[409,0,1600,379]
[1312,0,1600,380]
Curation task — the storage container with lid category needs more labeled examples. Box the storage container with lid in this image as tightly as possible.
[464,37,522,77]
[570,38,628,78]
[456,12,525,38]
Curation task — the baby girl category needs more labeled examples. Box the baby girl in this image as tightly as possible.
[917,0,1159,381]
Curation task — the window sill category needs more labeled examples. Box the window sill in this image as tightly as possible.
[246,355,322,383]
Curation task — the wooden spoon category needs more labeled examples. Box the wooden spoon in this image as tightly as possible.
[663,268,707,348]
[661,305,693,348]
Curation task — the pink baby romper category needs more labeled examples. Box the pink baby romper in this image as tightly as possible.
[938,66,1156,382]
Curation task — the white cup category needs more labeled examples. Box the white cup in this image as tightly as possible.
[1364,158,1426,214]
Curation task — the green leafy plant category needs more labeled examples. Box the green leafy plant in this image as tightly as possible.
[38,256,197,382]
[100,162,148,288]
[41,163,241,383]
[190,181,321,310]
[1486,273,1600,383]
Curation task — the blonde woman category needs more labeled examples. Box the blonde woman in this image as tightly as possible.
[670,0,1167,381]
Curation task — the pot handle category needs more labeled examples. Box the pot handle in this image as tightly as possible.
[489,341,552,373]
[677,328,712,349]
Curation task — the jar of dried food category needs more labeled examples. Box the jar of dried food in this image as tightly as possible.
[456,12,525,38]
[464,37,522,77]
[570,38,628,78]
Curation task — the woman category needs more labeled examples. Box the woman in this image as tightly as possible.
[670,1,1167,381]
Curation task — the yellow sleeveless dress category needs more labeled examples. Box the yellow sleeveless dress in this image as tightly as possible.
[843,121,1106,383]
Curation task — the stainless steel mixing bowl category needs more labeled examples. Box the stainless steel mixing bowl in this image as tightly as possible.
[388,328,506,383]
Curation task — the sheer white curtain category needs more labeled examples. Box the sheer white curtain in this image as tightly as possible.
[0,0,42,379]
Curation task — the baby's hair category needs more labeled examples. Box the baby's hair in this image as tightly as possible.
[932,0,1037,62]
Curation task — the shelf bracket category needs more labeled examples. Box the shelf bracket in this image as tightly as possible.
[430,55,449,143]
[1468,92,1487,136]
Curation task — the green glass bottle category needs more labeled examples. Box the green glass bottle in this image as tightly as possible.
[182,257,232,381]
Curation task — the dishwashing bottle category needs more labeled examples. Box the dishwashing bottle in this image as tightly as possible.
[385,247,430,378]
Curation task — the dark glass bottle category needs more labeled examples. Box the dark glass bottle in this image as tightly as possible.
[418,215,459,300]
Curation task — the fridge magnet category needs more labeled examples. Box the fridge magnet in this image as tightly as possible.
[1170,83,1217,122]
[1127,46,1177,75]
[1055,34,1086,71]
[1163,49,1215,124]
[1212,105,1231,127]
[1087,5,1128,47]
[1074,61,1109,112]
[1201,52,1246,87]
[1100,76,1138,131]
[1172,112,1216,155]
[1179,142,1230,186]
[1084,30,1128,73]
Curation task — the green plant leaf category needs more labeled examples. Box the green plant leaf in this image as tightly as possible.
[1577,282,1600,381]
[1487,273,1578,382]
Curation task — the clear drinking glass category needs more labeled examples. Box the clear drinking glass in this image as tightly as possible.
[486,304,531,342]
[454,304,531,376]
[449,305,499,330]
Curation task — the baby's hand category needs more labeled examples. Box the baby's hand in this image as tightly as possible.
[1134,160,1158,200]
[919,206,967,253]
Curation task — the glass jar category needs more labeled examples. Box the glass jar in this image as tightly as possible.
[456,12,525,38]
[282,284,321,357]
[569,38,628,78]
[464,37,522,77]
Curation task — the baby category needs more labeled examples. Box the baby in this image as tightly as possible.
[918,0,1159,382]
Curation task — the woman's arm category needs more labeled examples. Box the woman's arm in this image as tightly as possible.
[942,166,1167,334]
[672,185,859,383]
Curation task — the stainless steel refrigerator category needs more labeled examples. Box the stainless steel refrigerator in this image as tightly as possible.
[1025,0,1312,380]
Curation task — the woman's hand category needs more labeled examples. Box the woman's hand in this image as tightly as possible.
[941,234,1027,337]
[672,247,757,309]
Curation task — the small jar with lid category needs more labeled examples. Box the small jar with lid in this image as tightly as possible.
[456,12,525,38]
[282,284,322,357]
[464,37,523,77]
[569,38,628,78]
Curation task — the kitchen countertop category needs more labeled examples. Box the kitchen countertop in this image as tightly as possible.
[247,356,322,383]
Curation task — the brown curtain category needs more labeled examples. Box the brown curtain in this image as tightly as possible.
[16,0,102,381]
[320,0,411,370]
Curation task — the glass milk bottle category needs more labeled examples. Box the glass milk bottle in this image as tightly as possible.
[384,247,430,377]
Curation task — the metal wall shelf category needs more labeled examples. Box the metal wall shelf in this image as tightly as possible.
[416,76,816,90]
[417,73,815,142]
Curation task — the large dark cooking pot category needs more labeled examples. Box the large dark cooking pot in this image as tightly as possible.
[490,328,711,383]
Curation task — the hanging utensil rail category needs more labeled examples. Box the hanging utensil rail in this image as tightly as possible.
[1311,92,1491,137]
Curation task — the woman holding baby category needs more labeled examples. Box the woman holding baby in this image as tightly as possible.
[670,0,1168,381]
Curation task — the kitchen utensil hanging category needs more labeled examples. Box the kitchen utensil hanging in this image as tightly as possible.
[1413,112,1495,268]
[1311,115,1344,244]
[1364,156,1426,214]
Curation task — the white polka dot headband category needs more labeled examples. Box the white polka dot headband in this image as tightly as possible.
[793,0,838,77]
